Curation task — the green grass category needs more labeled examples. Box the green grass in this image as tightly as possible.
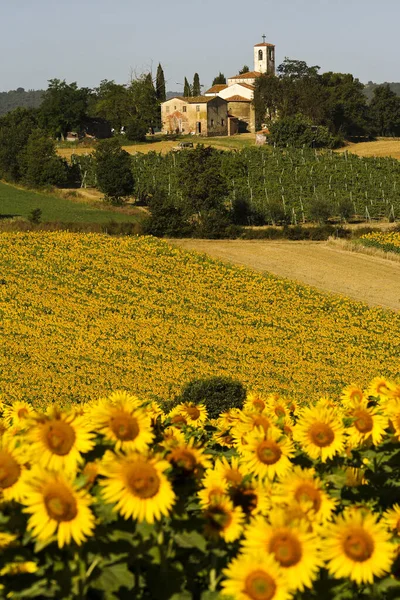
[0,181,141,224]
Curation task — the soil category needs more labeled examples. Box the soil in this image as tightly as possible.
[169,239,400,312]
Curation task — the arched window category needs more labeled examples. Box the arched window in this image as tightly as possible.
[258,49,263,61]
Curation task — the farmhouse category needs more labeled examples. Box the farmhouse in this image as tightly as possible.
[161,37,275,136]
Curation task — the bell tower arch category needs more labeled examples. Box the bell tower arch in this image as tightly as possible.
[254,35,275,75]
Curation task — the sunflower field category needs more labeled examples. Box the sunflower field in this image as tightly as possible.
[359,231,400,255]
[1,380,400,600]
[1,232,399,409]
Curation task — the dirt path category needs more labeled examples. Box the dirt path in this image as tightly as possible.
[170,240,400,312]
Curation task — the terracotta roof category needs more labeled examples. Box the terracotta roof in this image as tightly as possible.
[205,84,228,93]
[236,82,255,90]
[229,71,263,80]
[186,95,222,103]
[225,95,252,102]
[254,42,275,47]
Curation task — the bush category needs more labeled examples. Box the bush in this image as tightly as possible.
[142,191,193,237]
[193,208,235,239]
[268,115,339,149]
[125,116,147,142]
[94,138,134,204]
[177,376,247,419]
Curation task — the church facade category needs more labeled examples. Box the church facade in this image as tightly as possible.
[160,38,275,136]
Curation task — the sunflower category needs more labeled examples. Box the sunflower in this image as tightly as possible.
[323,507,396,584]
[0,435,29,502]
[240,427,295,480]
[0,532,17,549]
[213,429,236,448]
[81,461,100,489]
[213,456,245,486]
[231,411,279,452]
[0,562,38,576]
[27,407,95,474]
[344,467,367,488]
[382,504,400,535]
[386,400,400,440]
[178,402,208,426]
[100,451,175,523]
[198,470,229,507]
[266,394,290,420]
[22,469,95,548]
[274,467,337,525]
[242,510,322,592]
[367,377,394,399]
[167,439,211,475]
[145,401,165,426]
[91,395,154,453]
[204,496,245,543]
[230,478,271,517]
[294,406,345,462]
[340,384,366,407]
[167,405,188,428]
[161,426,186,450]
[217,408,244,431]
[243,392,268,413]
[2,400,34,427]
[345,401,388,448]
[221,552,291,600]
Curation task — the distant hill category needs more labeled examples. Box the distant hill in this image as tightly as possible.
[166,90,181,100]
[0,88,43,117]
[363,82,400,102]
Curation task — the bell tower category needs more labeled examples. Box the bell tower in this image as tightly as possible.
[254,35,275,75]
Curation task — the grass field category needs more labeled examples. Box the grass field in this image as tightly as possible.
[0,181,142,223]
[1,232,399,409]
[337,138,400,160]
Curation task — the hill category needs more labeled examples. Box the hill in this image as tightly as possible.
[1,232,398,408]
[0,88,43,116]
[363,81,400,102]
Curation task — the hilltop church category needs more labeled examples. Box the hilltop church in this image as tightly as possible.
[160,37,275,136]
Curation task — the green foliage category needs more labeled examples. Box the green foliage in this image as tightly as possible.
[0,107,39,181]
[183,77,192,98]
[238,65,250,74]
[0,87,43,117]
[192,73,201,97]
[268,115,338,148]
[125,116,147,142]
[369,84,400,136]
[93,80,133,132]
[94,138,134,204]
[156,64,166,102]
[28,208,42,224]
[178,375,246,419]
[39,79,91,138]
[130,74,160,131]
[143,190,193,237]
[212,73,226,85]
[19,129,69,188]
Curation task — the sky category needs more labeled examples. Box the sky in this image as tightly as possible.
[1,0,399,93]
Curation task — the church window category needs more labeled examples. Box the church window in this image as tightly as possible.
[269,48,274,61]
[210,119,214,127]
[258,49,263,61]
[183,106,187,112]
[221,118,224,126]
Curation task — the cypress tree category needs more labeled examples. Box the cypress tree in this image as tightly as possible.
[212,72,226,85]
[183,77,191,98]
[156,63,166,102]
[192,73,201,96]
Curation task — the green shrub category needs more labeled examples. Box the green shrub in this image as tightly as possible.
[268,115,339,149]
[177,376,247,419]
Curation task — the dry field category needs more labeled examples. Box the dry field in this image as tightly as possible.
[336,138,400,160]
[170,239,400,312]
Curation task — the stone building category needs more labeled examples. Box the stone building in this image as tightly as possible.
[161,95,228,136]
[161,37,275,136]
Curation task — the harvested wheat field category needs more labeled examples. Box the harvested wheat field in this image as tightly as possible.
[337,138,400,160]
[170,239,400,312]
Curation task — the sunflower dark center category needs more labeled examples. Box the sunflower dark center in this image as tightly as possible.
[253,399,266,411]
[343,528,374,562]
[17,407,29,419]
[171,414,187,426]
[230,487,258,515]
[274,406,286,418]
[206,506,232,532]
[186,406,201,420]
[309,423,335,447]
[294,483,322,512]
[0,450,21,489]
[269,530,303,567]
[170,449,197,471]
[44,420,76,455]
[256,440,282,465]
[244,570,277,600]
[44,485,78,522]
[353,410,373,434]
[126,462,160,499]
[253,416,270,432]
[224,468,243,485]
[110,411,139,441]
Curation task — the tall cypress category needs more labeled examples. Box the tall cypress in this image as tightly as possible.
[192,73,201,96]
[183,77,191,98]
[156,63,166,102]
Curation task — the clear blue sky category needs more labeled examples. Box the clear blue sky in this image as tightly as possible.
[1,0,399,93]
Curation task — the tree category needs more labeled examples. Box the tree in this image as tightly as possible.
[268,115,337,148]
[93,80,134,132]
[19,129,69,187]
[369,84,400,136]
[183,77,191,97]
[155,64,166,102]
[239,65,250,74]
[0,107,38,181]
[212,72,226,85]
[94,138,134,204]
[39,79,91,138]
[125,116,147,142]
[192,73,201,97]
[130,73,160,131]
[277,58,320,79]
